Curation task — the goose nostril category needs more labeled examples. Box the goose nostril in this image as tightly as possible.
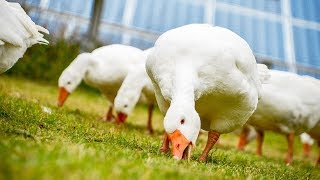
[176,144,180,150]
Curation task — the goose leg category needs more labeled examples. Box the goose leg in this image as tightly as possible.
[285,133,294,165]
[303,143,311,157]
[160,133,169,153]
[147,104,154,134]
[237,127,250,151]
[198,130,220,162]
[106,105,115,121]
[256,130,264,156]
[317,140,320,165]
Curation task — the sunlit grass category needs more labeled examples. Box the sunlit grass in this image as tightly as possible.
[0,75,319,179]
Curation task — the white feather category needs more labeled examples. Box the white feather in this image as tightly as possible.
[58,44,143,105]
[146,24,262,145]
[114,48,155,115]
[247,70,320,135]
[0,0,49,73]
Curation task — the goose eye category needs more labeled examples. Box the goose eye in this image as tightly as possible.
[124,104,128,108]
[67,81,71,85]
[180,119,185,124]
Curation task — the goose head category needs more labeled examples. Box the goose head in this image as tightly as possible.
[114,94,137,124]
[113,69,144,123]
[164,103,201,160]
[57,69,83,107]
[114,48,154,123]
[57,53,91,107]
[114,72,147,123]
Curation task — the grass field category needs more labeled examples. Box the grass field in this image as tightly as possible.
[0,75,319,179]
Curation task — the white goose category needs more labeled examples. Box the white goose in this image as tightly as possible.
[114,48,156,133]
[239,70,320,164]
[0,0,49,73]
[58,44,143,120]
[146,24,268,161]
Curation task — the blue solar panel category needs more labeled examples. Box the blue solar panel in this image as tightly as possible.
[217,0,281,14]
[98,29,123,45]
[293,26,320,68]
[101,0,126,23]
[291,0,320,23]
[130,37,154,50]
[215,9,284,61]
[47,0,93,18]
[132,0,203,33]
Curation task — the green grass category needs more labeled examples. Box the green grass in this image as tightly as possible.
[0,75,319,179]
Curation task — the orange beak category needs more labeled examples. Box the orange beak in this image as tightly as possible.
[116,112,128,124]
[58,87,69,107]
[168,130,192,160]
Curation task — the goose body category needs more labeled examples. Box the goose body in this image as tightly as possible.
[0,0,49,73]
[114,48,156,133]
[146,24,266,160]
[247,70,320,135]
[58,44,143,120]
[238,70,320,164]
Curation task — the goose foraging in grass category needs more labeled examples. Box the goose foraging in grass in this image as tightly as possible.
[114,48,156,133]
[238,70,320,165]
[146,24,269,161]
[58,44,143,121]
[0,0,49,73]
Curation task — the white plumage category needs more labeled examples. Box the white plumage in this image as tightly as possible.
[0,0,49,73]
[247,70,320,134]
[114,48,156,132]
[241,70,320,164]
[146,24,267,160]
[57,44,143,120]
